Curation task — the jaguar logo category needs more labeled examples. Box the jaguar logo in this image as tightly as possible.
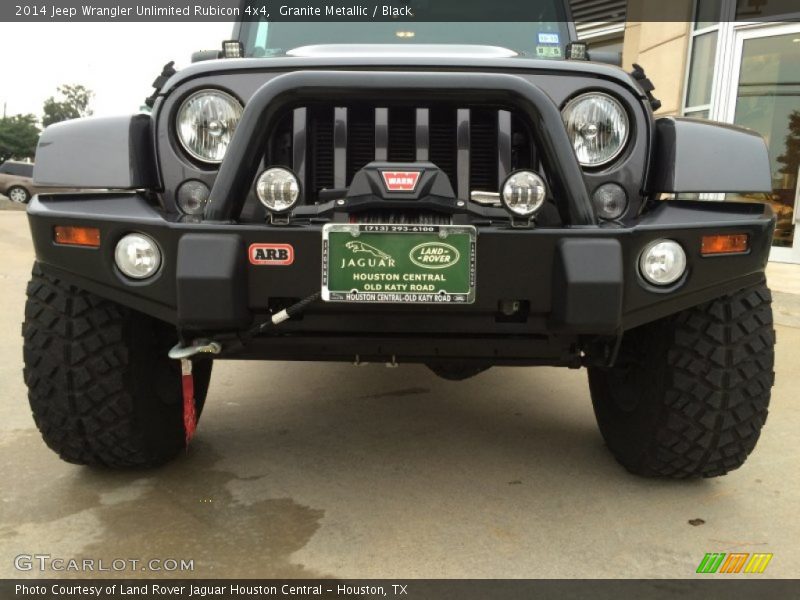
[341,241,396,268]
[345,241,393,261]
[409,242,460,270]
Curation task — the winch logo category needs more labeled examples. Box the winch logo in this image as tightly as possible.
[409,242,460,270]
[249,243,294,266]
[381,170,421,192]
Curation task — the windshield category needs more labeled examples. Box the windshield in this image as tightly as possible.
[241,20,573,60]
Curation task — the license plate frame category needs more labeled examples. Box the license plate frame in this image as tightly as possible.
[322,223,477,305]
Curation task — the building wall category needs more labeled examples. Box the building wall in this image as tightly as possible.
[622,0,694,115]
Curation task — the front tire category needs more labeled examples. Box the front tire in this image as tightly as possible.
[588,283,774,478]
[22,264,213,468]
[8,185,30,204]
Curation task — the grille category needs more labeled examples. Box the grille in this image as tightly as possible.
[267,105,538,203]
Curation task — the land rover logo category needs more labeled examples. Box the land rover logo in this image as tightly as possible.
[409,242,460,270]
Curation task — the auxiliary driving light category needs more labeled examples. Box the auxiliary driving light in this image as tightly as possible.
[221,40,244,59]
[593,183,628,220]
[501,171,547,218]
[639,240,687,286]
[256,167,300,213]
[177,180,211,215]
[115,233,162,280]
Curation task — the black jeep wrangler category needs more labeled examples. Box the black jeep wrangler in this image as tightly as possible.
[24,6,776,478]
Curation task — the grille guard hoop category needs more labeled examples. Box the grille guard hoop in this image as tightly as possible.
[203,70,596,226]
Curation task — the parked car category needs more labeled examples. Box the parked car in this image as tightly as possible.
[0,160,76,203]
[0,161,36,203]
[23,2,777,478]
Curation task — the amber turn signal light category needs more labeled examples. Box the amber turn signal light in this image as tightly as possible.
[701,234,749,256]
[54,226,101,248]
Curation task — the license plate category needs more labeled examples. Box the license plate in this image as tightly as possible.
[322,224,476,304]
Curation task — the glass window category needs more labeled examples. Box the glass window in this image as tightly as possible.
[685,109,711,119]
[736,0,800,20]
[686,31,719,108]
[695,0,723,30]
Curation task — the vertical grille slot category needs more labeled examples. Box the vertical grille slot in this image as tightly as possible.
[347,106,376,182]
[469,109,499,193]
[429,107,457,191]
[387,107,416,162]
[309,106,333,195]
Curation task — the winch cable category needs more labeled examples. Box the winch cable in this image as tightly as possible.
[250,291,322,335]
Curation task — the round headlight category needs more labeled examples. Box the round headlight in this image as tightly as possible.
[562,93,630,167]
[639,240,686,286]
[256,167,300,213]
[115,233,162,280]
[501,171,547,217]
[177,90,243,164]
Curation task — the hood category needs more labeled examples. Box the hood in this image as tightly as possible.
[285,44,519,59]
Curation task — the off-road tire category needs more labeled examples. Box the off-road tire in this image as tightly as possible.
[22,263,213,468]
[588,282,774,478]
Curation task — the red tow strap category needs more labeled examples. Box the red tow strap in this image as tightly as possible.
[181,358,197,446]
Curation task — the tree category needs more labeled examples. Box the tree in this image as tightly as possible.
[42,84,94,128]
[776,111,800,180]
[0,114,40,163]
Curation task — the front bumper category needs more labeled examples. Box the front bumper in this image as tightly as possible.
[28,193,774,364]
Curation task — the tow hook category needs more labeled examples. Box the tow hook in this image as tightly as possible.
[168,339,223,361]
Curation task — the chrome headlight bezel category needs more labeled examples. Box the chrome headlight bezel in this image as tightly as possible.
[176,89,244,165]
[561,92,631,168]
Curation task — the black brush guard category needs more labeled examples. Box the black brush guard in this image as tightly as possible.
[203,70,596,225]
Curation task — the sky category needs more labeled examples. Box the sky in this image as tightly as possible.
[0,22,231,120]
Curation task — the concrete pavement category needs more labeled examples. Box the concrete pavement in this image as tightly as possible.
[1,210,798,579]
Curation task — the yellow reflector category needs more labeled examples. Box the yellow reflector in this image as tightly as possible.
[54,226,101,248]
[701,234,749,256]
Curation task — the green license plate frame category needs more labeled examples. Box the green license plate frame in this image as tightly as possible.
[322,223,477,304]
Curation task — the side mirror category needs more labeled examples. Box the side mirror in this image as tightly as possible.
[191,49,222,63]
[588,51,623,67]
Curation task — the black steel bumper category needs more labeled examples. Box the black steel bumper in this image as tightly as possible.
[25,71,775,365]
[27,194,774,364]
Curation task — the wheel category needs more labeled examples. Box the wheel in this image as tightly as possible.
[22,263,213,468]
[7,185,30,204]
[588,282,774,479]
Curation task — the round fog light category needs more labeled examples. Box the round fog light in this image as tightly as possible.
[177,180,210,215]
[256,167,300,213]
[501,170,547,217]
[640,240,686,286]
[593,183,628,220]
[115,233,162,280]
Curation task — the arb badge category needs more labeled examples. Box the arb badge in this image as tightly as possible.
[249,243,294,265]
